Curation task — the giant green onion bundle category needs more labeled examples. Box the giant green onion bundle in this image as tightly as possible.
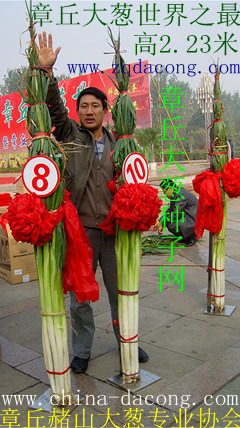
[115,227,141,383]
[102,32,161,383]
[107,30,143,384]
[17,3,73,404]
[209,67,228,312]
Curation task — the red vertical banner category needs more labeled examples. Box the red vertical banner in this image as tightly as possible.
[0,92,29,169]
[0,61,151,170]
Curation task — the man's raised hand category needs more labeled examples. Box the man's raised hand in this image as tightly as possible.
[36,32,61,74]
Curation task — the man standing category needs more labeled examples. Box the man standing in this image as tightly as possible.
[37,32,148,373]
[154,178,198,247]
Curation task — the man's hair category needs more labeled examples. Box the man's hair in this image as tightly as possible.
[76,87,108,111]
[159,179,175,191]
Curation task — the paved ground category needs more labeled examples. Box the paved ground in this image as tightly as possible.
[1,163,240,427]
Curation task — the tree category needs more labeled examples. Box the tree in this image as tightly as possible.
[0,66,28,95]
[134,127,161,162]
[150,71,169,128]
[56,73,71,82]
[150,72,196,153]
[187,129,206,152]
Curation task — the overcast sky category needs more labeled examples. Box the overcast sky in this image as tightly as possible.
[1,0,240,94]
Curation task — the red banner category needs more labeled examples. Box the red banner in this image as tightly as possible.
[0,61,151,170]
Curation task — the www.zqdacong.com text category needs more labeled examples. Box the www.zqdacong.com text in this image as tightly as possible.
[67,60,240,77]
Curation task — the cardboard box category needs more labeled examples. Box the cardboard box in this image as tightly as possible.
[15,176,28,194]
[0,225,38,284]
[0,206,8,215]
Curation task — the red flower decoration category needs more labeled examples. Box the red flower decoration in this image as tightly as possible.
[6,193,63,246]
[5,191,99,303]
[100,183,162,235]
[222,158,240,198]
[193,170,223,239]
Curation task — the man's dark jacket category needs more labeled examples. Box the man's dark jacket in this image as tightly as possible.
[46,80,116,218]
[163,187,198,239]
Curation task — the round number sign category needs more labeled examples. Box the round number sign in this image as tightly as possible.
[22,156,60,197]
[123,153,149,184]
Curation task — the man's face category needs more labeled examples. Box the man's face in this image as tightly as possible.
[78,94,107,132]
[163,188,174,199]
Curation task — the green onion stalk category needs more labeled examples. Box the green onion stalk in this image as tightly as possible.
[115,227,141,383]
[18,2,73,404]
[107,29,143,383]
[209,67,228,312]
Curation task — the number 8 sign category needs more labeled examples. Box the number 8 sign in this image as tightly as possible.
[22,156,60,197]
[123,153,149,185]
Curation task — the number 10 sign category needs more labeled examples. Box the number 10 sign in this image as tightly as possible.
[123,153,149,185]
[22,155,60,197]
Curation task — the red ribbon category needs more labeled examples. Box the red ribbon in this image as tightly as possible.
[106,319,138,341]
[208,152,227,156]
[207,293,225,298]
[62,191,99,303]
[116,134,133,140]
[30,34,37,42]
[207,266,225,272]
[207,118,223,129]
[120,333,138,342]
[118,290,139,296]
[32,132,51,138]
[193,170,223,240]
[46,366,70,375]
[206,146,227,156]
[28,21,37,30]
[30,101,51,107]
[111,320,138,342]
[106,319,119,334]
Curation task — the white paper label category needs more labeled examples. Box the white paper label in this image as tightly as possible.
[123,153,149,184]
[22,275,30,283]
[14,269,22,275]
[22,156,60,197]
